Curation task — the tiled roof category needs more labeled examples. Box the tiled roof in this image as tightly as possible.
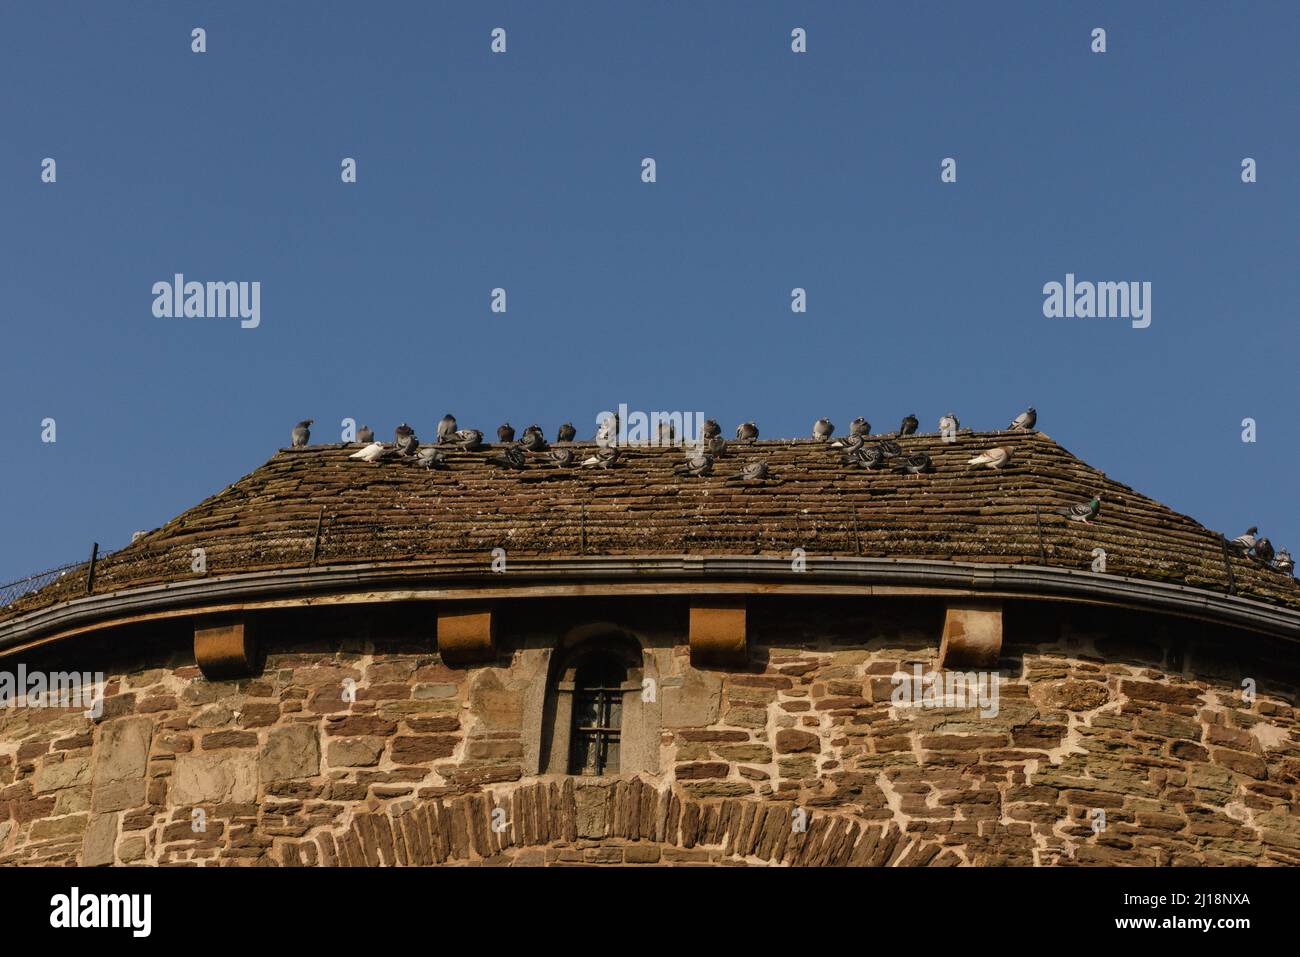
[4,430,1297,619]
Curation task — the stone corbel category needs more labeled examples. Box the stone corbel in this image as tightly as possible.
[939,599,1003,669]
[194,615,258,680]
[437,603,497,666]
[689,599,748,668]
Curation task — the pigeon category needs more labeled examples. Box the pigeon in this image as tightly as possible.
[893,452,933,477]
[657,420,676,446]
[596,412,619,447]
[497,423,516,444]
[938,412,959,435]
[847,445,887,470]
[706,435,727,458]
[897,414,918,438]
[701,419,721,441]
[728,458,769,481]
[545,448,575,468]
[1008,408,1037,431]
[453,429,485,451]
[1254,537,1275,564]
[735,422,759,443]
[488,445,528,470]
[850,417,871,438]
[356,424,374,444]
[437,414,457,444]
[968,447,1013,469]
[557,422,577,443]
[291,419,313,447]
[1057,494,1101,524]
[878,439,902,458]
[349,442,388,462]
[1274,549,1294,574]
[674,451,714,477]
[813,418,834,441]
[520,425,549,452]
[582,446,621,468]
[415,447,447,470]
[394,423,419,456]
[831,433,867,452]
[1230,527,1259,553]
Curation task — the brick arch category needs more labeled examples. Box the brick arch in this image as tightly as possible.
[284,778,955,867]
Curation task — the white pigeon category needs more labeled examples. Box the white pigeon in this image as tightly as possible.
[1231,527,1259,552]
[596,412,618,447]
[938,412,960,434]
[967,447,1013,469]
[349,442,387,462]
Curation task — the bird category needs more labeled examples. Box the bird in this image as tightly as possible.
[831,433,867,452]
[1008,408,1037,431]
[557,422,577,443]
[813,418,834,441]
[1274,549,1294,575]
[453,429,485,451]
[582,446,621,468]
[878,439,902,458]
[938,412,959,435]
[897,414,918,438]
[701,419,721,441]
[394,423,419,456]
[497,423,516,444]
[850,417,871,437]
[291,420,313,447]
[674,451,714,477]
[968,447,1013,469]
[596,413,619,446]
[706,435,727,458]
[657,420,676,446]
[893,452,933,477]
[735,422,759,443]
[729,458,769,481]
[349,442,388,462]
[1231,527,1259,553]
[1254,537,1275,564]
[356,424,374,444]
[545,448,575,468]
[520,425,548,452]
[853,445,889,470]
[437,414,457,444]
[1057,494,1101,524]
[415,447,447,470]
[488,445,528,470]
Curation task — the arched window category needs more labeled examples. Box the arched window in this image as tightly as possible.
[569,652,626,775]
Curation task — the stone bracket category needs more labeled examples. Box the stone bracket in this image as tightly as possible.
[939,599,1003,669]
[194,615,258,680]
[689,599,748,668]
[437,603,497,666]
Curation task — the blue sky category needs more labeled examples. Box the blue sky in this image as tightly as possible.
[1,1,1296,583]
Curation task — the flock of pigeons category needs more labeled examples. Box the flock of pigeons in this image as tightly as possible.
[284,409,1292,576]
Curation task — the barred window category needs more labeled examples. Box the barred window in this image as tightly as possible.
[568,653,625,775]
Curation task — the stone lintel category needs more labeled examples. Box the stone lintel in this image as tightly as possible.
[689,599,748,668]
[194,615,258,679]
[437,603,497,666]
[939,599,1003,669]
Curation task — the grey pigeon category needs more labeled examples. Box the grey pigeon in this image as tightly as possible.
[357,424,374,444]
[291,419,313,447]
[813,418,834,441]
[1274,549,1294,574]
[968,447,1013,469]
[497,423,516,444]
[850,417,871,437]
[545,448,575,468]
[415,447,447,470]
[520,425,549,452]
[1057,494,1101,524]
[453,429,485,451]
[1008,408,1037,431]
[728,458,769,481]
[1230,527,1259,553]
[850,445,888,470]
[488,444,528,470]
[1254,537,1275,564]
[394,423,419,456]
[893,452,933,477]
[700,418,721,441]
[735,422,759,442]
[832,433,867,452]
[674,451,714,477]
[938,412,959,435]
[897,414,918,438]
[706,435,727,458]
[581,446,621,468]
[437,414,457,444]
[878,439,902,458]
[557,422,577,443]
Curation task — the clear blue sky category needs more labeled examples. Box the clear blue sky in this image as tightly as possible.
[1,1,1296,583]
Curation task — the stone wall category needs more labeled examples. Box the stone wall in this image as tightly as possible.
[1,598,1297,866]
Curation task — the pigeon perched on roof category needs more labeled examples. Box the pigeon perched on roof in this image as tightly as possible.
[394,423,419,456]
[291,420,313,447]
[675,451,714,477]
[437,414,457,444]
[701,419,721,441]
[488,445,528,470]
[453,429,485,451]
[832,433,867,452]
[706,435,727,458]
[415,447,447,470]
[878,439,902,458]
[596,412,619,446]
[545,448,575,468]
[497,423,516,444]
[356,424,374,444]
[349,441,388,462]
[893,452,933,477]
[938,413,959,435]
[735,422,759,443]
[581,446,621,468]
[1254,537,1275,564]
[813,418,834,441]
[557,422,577,443]
[850,417,871,437]
[968,447,1013,469]
[520,425,548,452]
[1274,549,1295,575]
[1008,408,1037,431]
[847,445,887,470]
[1057,494,1101,524]
[1231,527,1259,553]
[729,458,769,481]
[657,420,676,446]
[897,415,918,438]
